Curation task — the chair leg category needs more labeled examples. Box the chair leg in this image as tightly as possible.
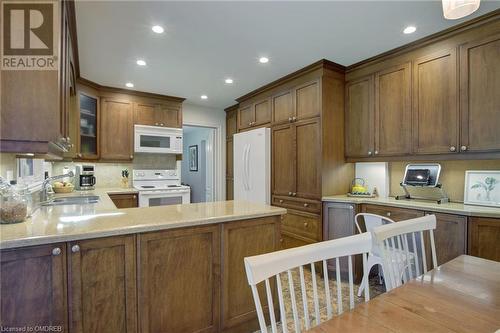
[357,272,368,297]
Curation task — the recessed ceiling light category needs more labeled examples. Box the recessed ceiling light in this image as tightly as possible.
[259,57,269,64]
[152,25,164,34]
[200,95,208,100]
[136,59,146,66]
[403,26,417,34]
[225,78,234,84]
[125,82,134,88]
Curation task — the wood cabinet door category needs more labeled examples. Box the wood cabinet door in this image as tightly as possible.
[139,225,220,333]
[109,193,138,208]
[281,209,321,242]
[238,104,254,130]
[375,63,412,156]
[295,118,321,200]
[0,244,68,330]
[295,80,320,120]
[254,98,271,126]
[100,98,134,160]
[468,217,500,262]
[460,33,500,153]
[413,49,459,155]
[272,90,294,124]
[226,110,237,139]
[68,236,137,333]
[221,217,279,331]
[345,75,374,158]
[158,105,182,128]
[272,123,295,197]
[426,212,466,266]
[226,139,233,178]
[134,102,157,126]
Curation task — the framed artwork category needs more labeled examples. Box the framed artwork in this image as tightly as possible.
[189,145,198,172]
[464,170,500,207]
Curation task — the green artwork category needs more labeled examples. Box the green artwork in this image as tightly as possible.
[471,177,498,201]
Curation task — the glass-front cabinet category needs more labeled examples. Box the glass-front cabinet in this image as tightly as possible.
[78,93,99,159]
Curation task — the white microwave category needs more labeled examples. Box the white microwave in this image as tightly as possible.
[134,125,183,154]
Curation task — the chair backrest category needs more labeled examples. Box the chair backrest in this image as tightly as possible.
[355,213,395,256]
[244,233,372,333]
[372,214,437,291]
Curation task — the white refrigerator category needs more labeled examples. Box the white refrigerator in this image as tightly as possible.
[233,127,271,204]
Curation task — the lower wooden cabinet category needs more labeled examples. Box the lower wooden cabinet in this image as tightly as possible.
[0,244,68,331]
[281,209,321,242]
[139,225,220,333]
[468,217,500,262]
[109,192,138,208]
[427,212,467,265]
[68,235,137,333]
[362,204,424,221]
[221,217,279,332]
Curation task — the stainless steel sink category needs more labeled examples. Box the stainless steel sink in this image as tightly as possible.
[42,195,100,206]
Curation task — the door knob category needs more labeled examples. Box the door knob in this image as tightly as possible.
[52,247,61,256]
[449,146,456,152]
[71,245,80,253]
[460,145,467,151]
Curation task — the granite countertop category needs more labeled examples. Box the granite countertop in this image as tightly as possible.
[0,188,286,250]
[322,195,500,218]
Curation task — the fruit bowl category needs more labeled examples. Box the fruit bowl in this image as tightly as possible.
[53,182,75,193]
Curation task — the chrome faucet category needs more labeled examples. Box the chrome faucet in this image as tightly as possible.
[40,171,74,202]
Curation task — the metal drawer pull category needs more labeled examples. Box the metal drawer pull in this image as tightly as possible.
[279,199,283,203]
[460,145,467,151]
[52,247,61,256]
[386,212,391,217]
[450,146,456,152]
[304,203,309,207]
[71,245,80,253]
[292,192,296,196]
[288,192,293,196]
[303,222,308,228]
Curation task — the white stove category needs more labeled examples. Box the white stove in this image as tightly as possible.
[133,169,190,207]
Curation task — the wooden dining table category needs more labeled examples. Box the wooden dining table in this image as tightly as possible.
[307,255,500,333]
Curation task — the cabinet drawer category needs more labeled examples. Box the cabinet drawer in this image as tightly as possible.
[272,196,321,213]
[362,204,424,221]
[280,232,312,250]
[281,210,321,241]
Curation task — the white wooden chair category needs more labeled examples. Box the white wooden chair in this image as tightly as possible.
[244,233,372,333]
[372,214,438,291]
[354,213,395,297]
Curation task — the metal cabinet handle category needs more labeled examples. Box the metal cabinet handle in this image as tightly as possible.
[386,212,391,217]
[161,123,164,126]
[460,145,467,151]
[130,155,134,159]
[52,247,61,256]
[155,122,159,126]
[304,203,309,207]
[279,199,283,203]
[280,238,283,243]
[374,150,379,155]
[288,192,293,196]
[303,222,308,228]
[133,195,137,199]
[368,151,372,156]
[292,116,297,121]
[71,245,80,253]
[77,153,82,158]
[450,146,456,152]
[292,192,296,196]
[288,117,292,122]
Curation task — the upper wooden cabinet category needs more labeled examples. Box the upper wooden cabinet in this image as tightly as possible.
[345,75,374,158]
[100,98,134,161]
[413,48,459,155]
[272,90,294,124]
[270,80,320,126]
[68,236,137,333]
[460,33,500,154]
[134,103,182,128]
[77,91,99,160]
[0,244,68,330]
[374,62,412,156]
[238,98,271,130]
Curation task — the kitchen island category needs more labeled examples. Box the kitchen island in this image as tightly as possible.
[0,191,286,333]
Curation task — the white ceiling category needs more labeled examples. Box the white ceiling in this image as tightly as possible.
[76,1,500,109]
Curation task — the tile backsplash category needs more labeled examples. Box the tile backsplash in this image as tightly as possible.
[389,160,500,202]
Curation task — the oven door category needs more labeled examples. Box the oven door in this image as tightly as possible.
[134,125,182,154]
[138,190,190,207]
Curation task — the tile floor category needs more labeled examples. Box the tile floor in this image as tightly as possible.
[254,267,386,333]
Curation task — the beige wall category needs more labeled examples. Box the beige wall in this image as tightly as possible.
[390,160,500,202]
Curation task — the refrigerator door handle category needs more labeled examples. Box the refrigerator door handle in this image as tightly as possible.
[243,144,250,191]
[246,145,251,190]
